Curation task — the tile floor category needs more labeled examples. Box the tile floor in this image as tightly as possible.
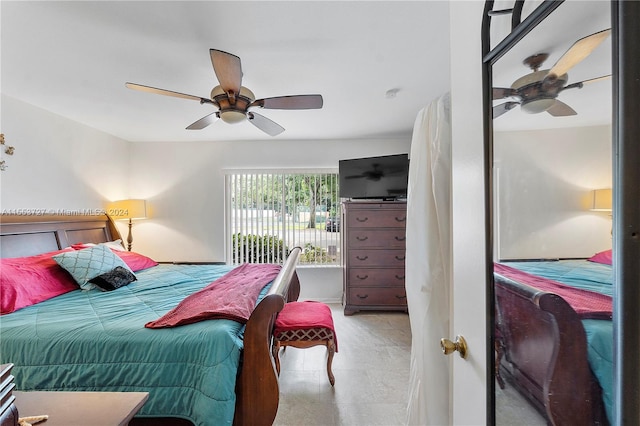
[274,303,411,425]
[273,302,546,426]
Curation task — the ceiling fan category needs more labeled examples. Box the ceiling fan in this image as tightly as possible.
[126,49,323,136]
[493,29,610,119]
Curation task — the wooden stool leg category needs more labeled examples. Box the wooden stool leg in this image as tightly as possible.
[326,339,335,386]
[272,341,282,376]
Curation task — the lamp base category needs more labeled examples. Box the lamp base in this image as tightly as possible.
[127,219,133,251]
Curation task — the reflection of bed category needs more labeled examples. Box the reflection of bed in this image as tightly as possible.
[494,258,613,426]
[0,214,301,426]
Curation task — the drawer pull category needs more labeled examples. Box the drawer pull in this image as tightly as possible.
[356,255,369,261]
[395,216,406,222]
[395,274,405,280]
[395,255,406,261]
[356,294,369,299]
[395,236,406,241]
[356,274,369,280]
[396,294,407,300]
[356,217,369,222]
[356,236,369,241]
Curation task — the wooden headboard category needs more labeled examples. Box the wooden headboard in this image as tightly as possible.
[0,214,122,258]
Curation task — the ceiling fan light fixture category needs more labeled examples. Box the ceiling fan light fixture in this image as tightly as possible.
[521,97,556,114]
[220,110,247,124]
[511,70,549,90]
[211,85,256,124]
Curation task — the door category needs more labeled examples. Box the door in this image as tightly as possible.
[479,1,640,425]
[449,2,489,424]
[450,2,640,425]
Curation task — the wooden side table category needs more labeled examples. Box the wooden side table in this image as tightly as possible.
[14,391,149,426]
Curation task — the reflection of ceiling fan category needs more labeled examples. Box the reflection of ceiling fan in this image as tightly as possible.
[346,164,385,181]
[493,29,610,119]
[126,49,323,136]
[346,164,404,181]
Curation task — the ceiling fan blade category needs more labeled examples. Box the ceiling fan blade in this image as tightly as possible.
[563,74,611,91]
[547,29,611,78]
[580,74,611,85]
[493,101,519,118]
[125,82,211,103]
[492,87,518,100]
[247,112,285,136]
[186,112,219,130]
[210,49,242,97]
[546,100,577,117]
[251,94,324,110]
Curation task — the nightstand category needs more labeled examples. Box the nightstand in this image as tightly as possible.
[14,391,149,426]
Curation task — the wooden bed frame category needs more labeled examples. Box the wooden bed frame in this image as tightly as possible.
[0,214,301,426]
[494,274,608,426]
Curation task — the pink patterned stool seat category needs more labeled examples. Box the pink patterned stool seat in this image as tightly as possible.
[272,301,337,386]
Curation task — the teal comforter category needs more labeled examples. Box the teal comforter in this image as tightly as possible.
[501,260,613,424]
[0,264,267,426]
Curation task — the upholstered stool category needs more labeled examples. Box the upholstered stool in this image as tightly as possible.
[272,301,338,386]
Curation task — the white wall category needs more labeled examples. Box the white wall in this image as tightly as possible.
[0,95,130,211]
[127,137,410,301]
[128,138,410,261]
[494,125,612,259]
[0,93,409,302]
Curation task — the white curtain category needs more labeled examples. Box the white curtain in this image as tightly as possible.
[405,93,452,425]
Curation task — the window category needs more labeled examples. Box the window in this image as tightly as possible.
[224,169,340,266]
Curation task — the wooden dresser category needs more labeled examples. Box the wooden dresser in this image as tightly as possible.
[342,201,407,315]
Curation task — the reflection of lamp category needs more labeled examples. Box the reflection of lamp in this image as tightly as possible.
[107,199,147,251]
[591,188,613,212]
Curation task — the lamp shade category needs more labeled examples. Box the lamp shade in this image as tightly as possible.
[107,199,147,220]
[591,189,612,211]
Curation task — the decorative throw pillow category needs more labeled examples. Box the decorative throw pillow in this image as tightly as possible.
[89,266,137,291]
[53,245,133,290]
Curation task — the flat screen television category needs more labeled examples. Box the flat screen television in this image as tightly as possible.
[339,153,409,200]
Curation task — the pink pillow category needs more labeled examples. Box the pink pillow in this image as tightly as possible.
[1,249,79,315]
[72,244,158,272]
[113,250,158,272]
[588,249,612,265]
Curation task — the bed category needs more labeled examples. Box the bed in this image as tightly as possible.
[494,256,613,426]
[0,214,301,426]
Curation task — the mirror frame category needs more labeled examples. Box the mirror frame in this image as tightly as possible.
[481,1,640,424]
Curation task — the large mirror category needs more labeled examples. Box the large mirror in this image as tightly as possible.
[484,1,616,424]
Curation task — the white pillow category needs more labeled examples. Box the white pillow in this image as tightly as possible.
[102,239,126,251]
[73,240,126,251]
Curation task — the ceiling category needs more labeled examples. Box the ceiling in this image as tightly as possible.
[1,1,612,143]
[1,1,451,143]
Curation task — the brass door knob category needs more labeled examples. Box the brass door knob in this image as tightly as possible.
[440,335,468,359]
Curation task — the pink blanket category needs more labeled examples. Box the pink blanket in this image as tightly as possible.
[146,263,281,328]
[494,263,612,320]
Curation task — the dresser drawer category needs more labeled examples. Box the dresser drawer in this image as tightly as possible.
[348,249,405,267]
[346,209,407,228]
[347,287,407,306]
[348,229,406,248]
[348,268,405,287]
